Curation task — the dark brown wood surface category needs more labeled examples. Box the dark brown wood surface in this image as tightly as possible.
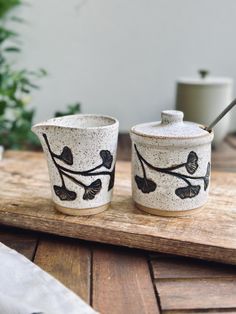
[0,134,236,314]
[34,237,91,303]
[92,246,160,314]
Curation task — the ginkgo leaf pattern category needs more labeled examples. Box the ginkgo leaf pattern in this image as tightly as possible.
[203,162,211,191]
[100,150,113,169]
[134,144,210,200]
[175,185,201,199]
[135,175,157,194]
[83,179,102,200]
[185,151,198,174]
[108,167,115,191]
[60,146,73,165]
[43,133,115,202]
[53,185,77,201]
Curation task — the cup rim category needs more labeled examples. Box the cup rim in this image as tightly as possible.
[33,114,119,130]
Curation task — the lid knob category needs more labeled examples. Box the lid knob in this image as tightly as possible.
[198,69,209,79]
[161,110,184,124]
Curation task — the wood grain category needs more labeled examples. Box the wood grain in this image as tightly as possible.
[1,151,236,264]
[0,227,38,260]
[212,138,236,172]
[92,245,160,314]
[34,237,91,303]
[151,254,236,312]
[151,255,236,279]
[164,311,236,314]
[156,278,236,311]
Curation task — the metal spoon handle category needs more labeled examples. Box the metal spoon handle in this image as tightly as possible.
[205,98,236,131]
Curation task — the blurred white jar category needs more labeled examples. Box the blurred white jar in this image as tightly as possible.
[0,146,3,160]
[230,105,236,133]
[176,71,233,145]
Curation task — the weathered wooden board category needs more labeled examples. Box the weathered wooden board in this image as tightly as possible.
[1,151,236,265]
[156,279,236,311]
[92,246,160,314]
[0,227,38,260]
[151,254,236,312]
[151,255,236,279]
[34,237,91,303]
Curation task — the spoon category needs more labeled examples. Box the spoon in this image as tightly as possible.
[205,98,236,132]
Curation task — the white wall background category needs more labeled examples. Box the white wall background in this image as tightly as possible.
[14,0,236,131]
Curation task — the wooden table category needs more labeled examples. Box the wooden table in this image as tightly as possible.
[1,135,236,314]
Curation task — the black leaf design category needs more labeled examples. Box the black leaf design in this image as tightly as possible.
[135,175,157,194]
[185,151,198,174]
[43,134,114,202]
[108,167,115,191]
[60,146,73,165]
[83,179,102,200]
[175,185,200,199]
[53,185,77,201]
[203,162,211,191]
[100,150,113,169]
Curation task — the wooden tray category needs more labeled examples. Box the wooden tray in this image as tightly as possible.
[1,151,236,265]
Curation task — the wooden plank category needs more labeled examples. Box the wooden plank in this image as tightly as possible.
[92,246,160,314]
[34,237,91,303]
[151,255,236,279]
[156,278,236,311]
[164,311,236,314]
[212,137,236,172]
[151,254,236,313]
[1,152,236,265]
[0,227,38,260]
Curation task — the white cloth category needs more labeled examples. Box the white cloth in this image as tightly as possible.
[0,242,98,314]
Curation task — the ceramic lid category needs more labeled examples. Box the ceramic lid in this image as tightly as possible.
[130,110,214,147]
[177,77,233,86]
[177,70,233,86]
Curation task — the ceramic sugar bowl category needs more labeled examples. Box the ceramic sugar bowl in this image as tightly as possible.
[130,110,214,216]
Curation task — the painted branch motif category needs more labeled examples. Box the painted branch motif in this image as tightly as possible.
[134,144,210,199]
[43,133,115,201]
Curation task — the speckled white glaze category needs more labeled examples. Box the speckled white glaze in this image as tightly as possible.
[32,114,119,215]
[130,110,214,216]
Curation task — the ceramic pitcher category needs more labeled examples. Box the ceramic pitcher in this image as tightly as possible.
[130,110,214,217]
[32,114,119,216]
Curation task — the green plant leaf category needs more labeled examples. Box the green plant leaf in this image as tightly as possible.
[4,46,21,52]
[10,15,24,23]
[0,27,17,43]
[0,0,21,18]
[0,101,7,115]
[0,0,46,150]
[38,68,47,76]
[54,103,81,117]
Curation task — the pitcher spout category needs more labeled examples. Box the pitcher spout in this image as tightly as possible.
[31,122,44,137]
[31,118,57,137]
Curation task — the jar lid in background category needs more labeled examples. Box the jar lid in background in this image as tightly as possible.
[177,70,233,86]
